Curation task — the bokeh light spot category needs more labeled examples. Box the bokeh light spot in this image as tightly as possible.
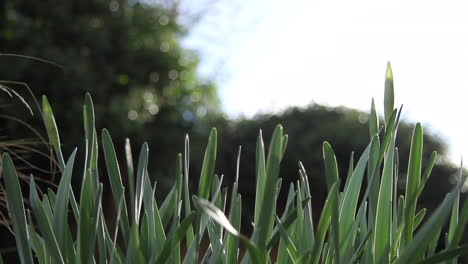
[159,15,169,25]
[169,70,179,80]
[149,72,160,83]
[109,1,119,12]
[160,42,170,52]
[128,110,138,120]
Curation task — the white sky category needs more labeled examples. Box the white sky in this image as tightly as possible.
[182,0,468,165]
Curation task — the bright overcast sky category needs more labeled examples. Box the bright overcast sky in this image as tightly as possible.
[182,0,468,165]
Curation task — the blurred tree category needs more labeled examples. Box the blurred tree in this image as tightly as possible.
[0,0,219,181]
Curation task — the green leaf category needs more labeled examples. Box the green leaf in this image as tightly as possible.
[254,130,267,226]
[27,209,47,264]
[402,123,423,246]
[397,195,404,229]
[281,134,288,160]
[96,211,107,264]
[276,184,296,263]
[374,135,395,264]
[206,215,223,263]
[417,244,468,264]
[311,181,339,264]
[105,212,124,264]
[160,185,177,228]
[91,184,104,260]
[393,147,399,234]
[41,95,65,170]
[183,135,194,248]
[341,198,368,261]
[413,208,426,231]
[445,167,464,264]
[125,223,145,264]
[77,168,100,263]
[134,143,149,224]
[102,129,130,243]
[412,151,437,208]
[369,98,379,138]
[377,108,398,165]
[397,176,465,263]
[390,222,404,261]
[449,198,468,249]
[342,151,355,201]
[141,179,157,261]
[141,213,151,259]
[91,129,99,170]
[275,216,299,262]
[125,138,136,219]
[176,153,183,203]
[52,149,77,254]
[298,163,315,250]
[339,142,371,253]
[323,142,341,264]
[198,128,217,200]
[367,134,380,228]
[41,194,53,223]
[254,124,284,251]
[83,93,96,170]
[226,146,242,264]
[266,197,310,251]
[350,230,372,264]
[1,153,34,264]
[47,189,56,209]
[384,62,394,126]
[447,166,463,246]
[194,174,223,240]
[29,176,64,263]
[226,194,242,264]
[197,200,264,264]
[420,151,437,189]
[155,212,196,264]
[151,185,167,261]
[294,182,305,254]
[182,238,197,264]
[322,141,339,191]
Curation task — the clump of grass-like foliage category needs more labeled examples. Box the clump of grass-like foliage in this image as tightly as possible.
[1,63,468,263]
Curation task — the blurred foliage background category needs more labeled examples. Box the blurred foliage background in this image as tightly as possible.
[0,0,220,180]
[0,0,464,260]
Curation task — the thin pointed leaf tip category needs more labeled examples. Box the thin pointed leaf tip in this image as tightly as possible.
[384,61,394,125]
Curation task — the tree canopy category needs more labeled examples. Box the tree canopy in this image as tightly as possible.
[0,0,219,180]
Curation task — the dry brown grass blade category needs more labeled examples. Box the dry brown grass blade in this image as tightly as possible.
[6,144,59,168]
[0,84,34,116]
[0,115,49,145]
[0,54,64,69]
[1,146,55,174]
[0,82,60,181]
[0,80,43,117]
